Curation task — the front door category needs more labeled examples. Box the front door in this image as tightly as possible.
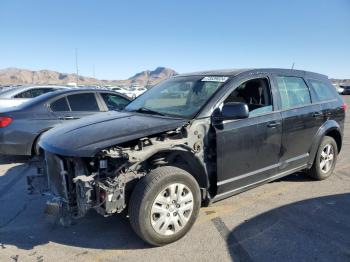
[214,75,282,198]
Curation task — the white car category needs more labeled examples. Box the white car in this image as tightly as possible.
[111,86,147,99]
[332,84,344,95]
[0,85,70,109]
[130,87,147,98]
[336,86,345,94]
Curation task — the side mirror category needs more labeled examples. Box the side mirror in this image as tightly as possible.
[212,102,249,122]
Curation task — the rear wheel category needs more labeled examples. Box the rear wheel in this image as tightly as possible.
[128,166,201,246]
[308,136,338,180]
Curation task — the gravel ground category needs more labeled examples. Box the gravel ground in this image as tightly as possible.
[0,96,349,262]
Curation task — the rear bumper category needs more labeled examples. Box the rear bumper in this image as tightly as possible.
[0,128,33,155]
[0,142,31,155]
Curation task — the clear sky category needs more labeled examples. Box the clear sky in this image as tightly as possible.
[0,0,349,79]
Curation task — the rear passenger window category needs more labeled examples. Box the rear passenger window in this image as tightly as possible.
[308,79,335,102]
[275,76,311,109]
[51,98,69,111]
[67,93,99,111]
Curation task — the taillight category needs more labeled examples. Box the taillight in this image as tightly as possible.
[0,116,13,128]
[341,103,347,112]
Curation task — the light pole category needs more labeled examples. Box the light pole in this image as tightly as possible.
[75,48,79,86]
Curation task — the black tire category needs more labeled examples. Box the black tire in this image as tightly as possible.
[308,136,338,180]
[128,166,201,246]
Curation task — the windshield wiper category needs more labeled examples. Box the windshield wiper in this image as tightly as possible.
[133,107,166,116]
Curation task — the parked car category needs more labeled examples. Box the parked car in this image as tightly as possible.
[129,87,147,98]
[340,85,350,95]
[29,69,346,246]
[336,86,345,94]
[0,89,130,155]
[111,86,147,99]
[0,85,71,109]
[110,86,134,98]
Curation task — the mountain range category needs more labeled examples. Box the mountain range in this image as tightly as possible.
[0,67,349,87]
[0,67,178,87]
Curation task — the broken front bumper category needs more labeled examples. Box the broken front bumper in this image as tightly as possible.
[27,151,129,223]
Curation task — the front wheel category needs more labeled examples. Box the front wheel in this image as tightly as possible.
[128,166,201,246]
[307,136,338,180]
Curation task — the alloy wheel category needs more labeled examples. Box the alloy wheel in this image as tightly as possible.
[320,144,334,173]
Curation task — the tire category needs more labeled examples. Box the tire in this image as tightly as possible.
[128,166,201,246]
[308,136,338,180]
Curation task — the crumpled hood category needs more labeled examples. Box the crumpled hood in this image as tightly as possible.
[39,111,188,157]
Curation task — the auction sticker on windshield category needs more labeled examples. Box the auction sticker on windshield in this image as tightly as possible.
[201,76,229,82]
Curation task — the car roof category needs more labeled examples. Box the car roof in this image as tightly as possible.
[175,68,328,80]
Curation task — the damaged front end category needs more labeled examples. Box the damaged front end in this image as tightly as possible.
[27,126,197,224]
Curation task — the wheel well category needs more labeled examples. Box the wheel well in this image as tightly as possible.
[31,133,44,156]
[147,151,209,191]
[325,129,342,153]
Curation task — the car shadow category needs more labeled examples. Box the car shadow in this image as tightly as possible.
[0,155,30,165]
[226,193,350,262]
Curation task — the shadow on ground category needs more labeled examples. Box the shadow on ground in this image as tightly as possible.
[0,155,30,165]
[227,193,350,262]
[0,154,348,255]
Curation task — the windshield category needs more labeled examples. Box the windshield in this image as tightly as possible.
[125,76,227,118]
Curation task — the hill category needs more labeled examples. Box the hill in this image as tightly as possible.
[0,67,178,87]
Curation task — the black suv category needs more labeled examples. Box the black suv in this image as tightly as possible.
[30,69,346,246]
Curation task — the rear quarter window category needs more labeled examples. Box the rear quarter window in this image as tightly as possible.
[307,79,336,102]
[51,97,70,111]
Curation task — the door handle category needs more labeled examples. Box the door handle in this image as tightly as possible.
[267,121,280,128]
[313,112,323,118]
[59,116,77,120]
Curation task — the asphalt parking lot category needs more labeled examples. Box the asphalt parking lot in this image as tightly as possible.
[0,96,349,262]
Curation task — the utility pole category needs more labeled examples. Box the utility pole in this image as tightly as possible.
[92,64,96,86]
[75,48,79,86]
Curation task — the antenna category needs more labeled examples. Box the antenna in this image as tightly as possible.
[291,62,295,70]
[75,48,79,86]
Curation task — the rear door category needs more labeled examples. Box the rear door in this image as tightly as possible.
[50,92,102,121]
[273,75,322,171]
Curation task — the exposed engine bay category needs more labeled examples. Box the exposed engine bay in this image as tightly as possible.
[28,121,213,223]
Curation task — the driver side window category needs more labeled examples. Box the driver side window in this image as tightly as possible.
[224,78,273,116]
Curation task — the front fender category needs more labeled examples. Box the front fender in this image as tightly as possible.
[307,120,342,167]
[146,148,210,190]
